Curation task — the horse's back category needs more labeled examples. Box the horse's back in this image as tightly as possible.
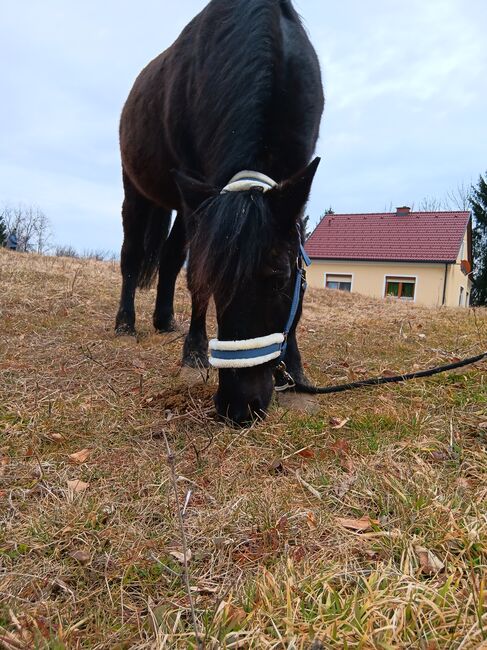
[120,0,324,203]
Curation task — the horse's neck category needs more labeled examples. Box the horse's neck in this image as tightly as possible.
[192,1,286,183]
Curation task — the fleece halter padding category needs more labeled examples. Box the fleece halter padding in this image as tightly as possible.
[221,170,278,194]
[208,171,311,370]
[209,333,285,368]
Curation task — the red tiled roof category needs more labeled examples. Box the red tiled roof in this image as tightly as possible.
[305,211,471,263]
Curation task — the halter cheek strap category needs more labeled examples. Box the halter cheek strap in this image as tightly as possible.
[208,170,311,370]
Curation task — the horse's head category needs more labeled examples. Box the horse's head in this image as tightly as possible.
[175,158,320,425]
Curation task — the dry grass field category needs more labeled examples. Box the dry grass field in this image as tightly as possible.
[1,248,486,649]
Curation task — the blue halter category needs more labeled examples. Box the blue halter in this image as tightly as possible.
[209,239,311,369]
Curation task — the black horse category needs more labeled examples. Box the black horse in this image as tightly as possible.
[116,0,324,425]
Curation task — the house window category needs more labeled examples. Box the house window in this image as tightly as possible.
[385,276,416,300]
[325,273,352,292]
[459,286,464,306]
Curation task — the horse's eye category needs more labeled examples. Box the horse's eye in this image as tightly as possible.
[261,264,290,282]
[261,248,291,281]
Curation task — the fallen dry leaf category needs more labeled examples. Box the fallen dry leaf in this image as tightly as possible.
[415,546,445,575]
[292,546,306,562]
[70,550,91,565]
[333,473,357,498]
[298,448,315,459]
[340,457,355,473]
[306,511,318,529]
[190,584,219,594]
[68,449,91,464]
[217,600,247,627]
[354,367,367,374]
[276,515,288,531]
[67,479,89,493]
[330,417,350,429]
[336,516,379,532]
[170,549,192,564]
[51,578,75,598]
[269,457,285,474]
[330,439,351,455]
[295,471,322,500]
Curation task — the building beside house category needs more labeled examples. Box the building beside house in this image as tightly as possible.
[305,207,473,308]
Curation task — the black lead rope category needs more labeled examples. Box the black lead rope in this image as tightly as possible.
[275,351,487,396]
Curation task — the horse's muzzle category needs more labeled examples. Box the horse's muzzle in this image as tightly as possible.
[214,366,274,426]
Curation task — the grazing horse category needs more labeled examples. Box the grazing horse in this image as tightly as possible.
[116,0,324,425]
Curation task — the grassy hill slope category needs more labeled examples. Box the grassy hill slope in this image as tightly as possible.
[0,249,486,649]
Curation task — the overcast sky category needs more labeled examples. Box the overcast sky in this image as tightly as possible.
[1,1,486,254]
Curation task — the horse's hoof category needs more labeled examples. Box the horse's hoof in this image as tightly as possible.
[153,315,178,333]
[182,351,210,370]
[276,391,320,415]
[179,365,209,385]
[115,324,136,336]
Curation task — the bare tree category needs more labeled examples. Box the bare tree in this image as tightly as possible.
[417,196,445,212]
[384,183,473,215]
[445,182,472,211]
[32,208,52,253]
[1,203,53,253]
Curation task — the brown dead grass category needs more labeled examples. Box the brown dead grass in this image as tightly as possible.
[0,248,486,649]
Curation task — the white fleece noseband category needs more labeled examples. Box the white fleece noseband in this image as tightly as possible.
[209,333,285,369]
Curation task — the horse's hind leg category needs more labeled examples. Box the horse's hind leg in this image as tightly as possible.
[153,213,187,332]
[116,176,150,334]
[116,174,171,334]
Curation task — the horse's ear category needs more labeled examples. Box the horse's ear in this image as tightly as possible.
[172,170,218,214]
[268,157,321,227]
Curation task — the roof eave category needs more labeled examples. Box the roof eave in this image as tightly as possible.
[308,256,456,264]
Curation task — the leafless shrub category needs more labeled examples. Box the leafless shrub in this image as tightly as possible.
[55,245,79,258]
[81,249,112,261]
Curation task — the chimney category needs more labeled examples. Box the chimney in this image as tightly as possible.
[396,206,411,215]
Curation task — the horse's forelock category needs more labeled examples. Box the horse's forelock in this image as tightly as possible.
[189,190,273,310]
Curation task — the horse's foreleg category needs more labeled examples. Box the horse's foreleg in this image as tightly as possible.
[153,214,186,332]
[182,292,209,369]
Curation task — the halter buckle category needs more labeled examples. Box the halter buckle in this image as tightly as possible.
[274,362,296,392]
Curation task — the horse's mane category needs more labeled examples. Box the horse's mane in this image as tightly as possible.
[184,0,286,181]
[188,190,274,310]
